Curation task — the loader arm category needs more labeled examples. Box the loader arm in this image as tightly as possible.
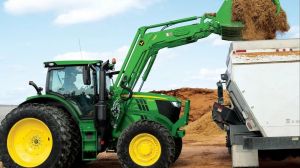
[112,0,282,98]
[114,15,219,95]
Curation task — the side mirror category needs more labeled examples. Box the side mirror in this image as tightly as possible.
[221,73,228,81]
[83,65,91,85]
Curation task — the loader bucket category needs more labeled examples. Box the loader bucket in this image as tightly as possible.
[216,0,244,41]
[215,0,283,41]
[273,0,281,15]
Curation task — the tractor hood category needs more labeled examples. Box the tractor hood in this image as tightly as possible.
[129,92,183,124]
[132,92,180,102]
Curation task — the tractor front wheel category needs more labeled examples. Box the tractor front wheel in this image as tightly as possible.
[0,104,80,168]
[117,120,175,168]
[173,137,182,163]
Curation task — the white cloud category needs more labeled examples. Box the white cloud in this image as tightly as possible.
[277,25,300,39]
[154,48,179,67]
[288,26,300,38]
[54,45,129,69]
[4,0,162,25]
[192,68,226,81]
[200,34,231,46]
[54,51,101,61]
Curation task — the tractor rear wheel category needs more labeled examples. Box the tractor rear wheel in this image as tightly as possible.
[173,137,182,163]
[117,120,175,168]
[0,103,80,168]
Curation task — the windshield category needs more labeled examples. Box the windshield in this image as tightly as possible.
[47,66,95,117]
[48,66,93,96]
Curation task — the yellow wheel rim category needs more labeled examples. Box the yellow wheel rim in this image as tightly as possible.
[7,118,53,167]
[129,133,161,166]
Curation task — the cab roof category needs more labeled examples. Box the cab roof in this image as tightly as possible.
[44,60,102,67]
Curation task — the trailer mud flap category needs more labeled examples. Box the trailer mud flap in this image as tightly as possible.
[212,102,243,129]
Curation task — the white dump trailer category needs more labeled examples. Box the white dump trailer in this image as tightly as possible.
[213,39,300,168]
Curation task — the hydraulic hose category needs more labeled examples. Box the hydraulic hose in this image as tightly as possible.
[120,76,133,101]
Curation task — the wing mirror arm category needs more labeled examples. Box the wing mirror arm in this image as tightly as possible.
[29,81,43,95]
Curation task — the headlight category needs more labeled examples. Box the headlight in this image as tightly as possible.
[171,101,181,108]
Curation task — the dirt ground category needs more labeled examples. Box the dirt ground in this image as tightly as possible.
[1,138,300,168]
[0,88,299,168]
[77,137,300,168]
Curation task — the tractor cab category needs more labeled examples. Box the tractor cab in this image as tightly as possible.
[44,60,113,118]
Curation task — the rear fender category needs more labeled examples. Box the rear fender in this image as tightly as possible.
[20,95,81,123]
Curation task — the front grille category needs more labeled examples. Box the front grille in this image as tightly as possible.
[155,100,180,123]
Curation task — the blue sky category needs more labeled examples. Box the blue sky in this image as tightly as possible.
[0,0,299,104]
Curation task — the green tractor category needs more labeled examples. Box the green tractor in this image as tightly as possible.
[0,0,281,168]
[0,60,189,168]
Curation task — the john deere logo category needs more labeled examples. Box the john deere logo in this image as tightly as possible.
[139,40,145,46]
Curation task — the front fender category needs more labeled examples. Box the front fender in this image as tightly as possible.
[112,110,183,138]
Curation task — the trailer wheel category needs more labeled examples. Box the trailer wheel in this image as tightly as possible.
[173,137,182,163]
[0,104,80,168]
[117,120,175,168]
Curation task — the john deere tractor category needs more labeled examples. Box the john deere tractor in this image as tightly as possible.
[0,0,281,168]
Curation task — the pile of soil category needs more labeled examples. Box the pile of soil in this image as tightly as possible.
[152,88,229,143]
[232,0,290,40]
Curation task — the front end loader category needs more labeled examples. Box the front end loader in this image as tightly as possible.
[0,0,282,168]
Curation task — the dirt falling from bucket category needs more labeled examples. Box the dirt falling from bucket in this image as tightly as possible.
[232,0,290,40]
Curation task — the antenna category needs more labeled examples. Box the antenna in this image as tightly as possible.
[78,38,83,59]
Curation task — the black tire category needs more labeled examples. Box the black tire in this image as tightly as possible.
[173,137,182,163]
[264,150,288,161]
[0,103,80,168]
[61,108,81,168]
[117,120,175,168]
